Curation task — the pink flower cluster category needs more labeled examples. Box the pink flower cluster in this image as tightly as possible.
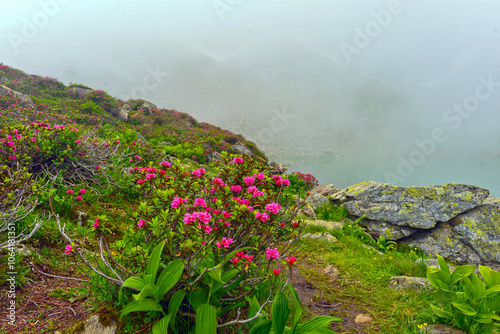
[171,196,188,208]
[266,247,280,260]
[255,211,270,223]
[65,245,73,254]
[183,211,212,225]
[191,168,206,177]
[230,251,254,264]
[137,219,147,228]
[265,202,281,214]
[216,237,233,248]
[273,175,290,186]
[66,188,86,201]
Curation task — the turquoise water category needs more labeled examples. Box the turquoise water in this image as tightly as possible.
[279,154,500,197]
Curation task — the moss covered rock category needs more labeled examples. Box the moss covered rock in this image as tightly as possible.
[330,181,489,239]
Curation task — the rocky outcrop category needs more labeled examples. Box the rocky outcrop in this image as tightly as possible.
[330,181,489,239]
[0,84,35,108]
[70,86,92,95]
[403,196,500,269]
[305,193,329,210]
[387,276,431,291]
[140,101,155,115]
[231,141,253,156]
[310,184,339,197]
[1,76,9,83]
[111,104,130,122]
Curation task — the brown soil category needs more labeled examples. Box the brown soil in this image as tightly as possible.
[0,259,93,334]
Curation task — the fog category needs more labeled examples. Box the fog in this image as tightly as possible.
[1,0,499,195]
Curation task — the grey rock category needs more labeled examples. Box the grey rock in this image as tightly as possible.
[301,232,337,243]
[419,324,466,334]
[15,244,32,257]
[331,181,489,239]
[207,150,223,163]
[0,84,35,108]
[304,220,343,230]
[60,314,117,334]
[0,76,9,83]
[323,264,340,277]
[111,106,129,122]
[70,86,92,95]
[388,276,432,291]
[298,203,317,219]
[414,259,455,273]
[141,102,155,115]
[231,141,253,156]
[310,184,339,197]
[305,193,329,211]
[76,211,88,226]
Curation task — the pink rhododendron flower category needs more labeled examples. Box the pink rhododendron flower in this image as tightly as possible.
[160,161,171,168]
[194,198,206,208]
[76,196,83,201]
[65,245,73,254]
[266,247,279,260]
[183,213,196,224]
[137,219,146,228]
[171,196,188,208]
[292,221,299,228]
[247,186,258,194]
[231,185,242,193]
[75,139,81,144]
[283,179,290,186]
[236,252,245,258]
[286,256,297,266]
[253,190,264,198]
[212,177,225,187]
[191,168,206,177]
[67,190,74,194]
[159,170,166,176]
[243,254,254,262]
[79,188,86,194]
[233,157,244,164]
[255,211,269,223]
[265,203,281,214]
[243,176,255,186]
[273,175,284,185]
[230,257,240,264]
[94,218,99,228]
[137,179,145,185]
[198,224,212,234]
[273,269,281,275]
[9,156,15,160]
[216,237,234,248]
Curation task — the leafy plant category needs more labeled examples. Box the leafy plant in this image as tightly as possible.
[376,235,397,253]
[427,254,500,333]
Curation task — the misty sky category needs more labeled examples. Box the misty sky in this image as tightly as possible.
[1,0,499,195]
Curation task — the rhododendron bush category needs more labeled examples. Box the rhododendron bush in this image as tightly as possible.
[59,152,304,330]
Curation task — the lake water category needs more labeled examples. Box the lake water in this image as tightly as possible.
[274,153,500,197]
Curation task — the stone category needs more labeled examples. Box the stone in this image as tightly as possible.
[0,84,35,108]
[0,76,9,83]
[354,313,372,324]
[301,232,337,243]
[111,106,129,122]
[310,184,339,197]
[304,220,343,230]
[231,141,253,156]
[70,86,92,95]
[323,264,340,277]
[15,244,32,256]
[298,203,317,219]
[330,181,489,239]
[419,324,466,334]
[304,193,329,211]
[57,314,117,334]
[76,211,88,226]
[206,150,223,163]
[387,276,432,291]
[141,102,155,115]
[404,196,500,270]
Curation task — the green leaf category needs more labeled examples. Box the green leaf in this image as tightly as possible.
[247,296,264,329]
[156,259,185,301]
[195,303,217,334]
[471,273,486,299]
[119,299,164,321]
[119,276,146,305]
[452,301,477,316]
[152,314,170,334]
[450,265,476,285]
[189,288,209,311]
[294,316,343,334]
[272,290,289,334]
[430,304,453,320]
[427,268,450,290]
[207,268,223,284]
[248,319,272,334]
[132,284,158,302]
[481,284,500,299]
[433,288,458,304]
[168,289,186,318]
[437,254,451,276]
[473,313,500,324]
[484,295,500,312]
[479,265,500,287]
[146,241,165,283]
[212,269,239,294]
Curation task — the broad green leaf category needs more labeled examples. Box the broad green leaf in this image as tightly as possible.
[219,301,246,318]
[168,289,186,318]
[433,288,457,304]
[427,268,451,290]
[473,313,500,324]
[462,276,477,303]
[452,301,477,316]
[481,285,500,299]
[207,268,223,284]
[189,288,209,311]
[272,290,290,334]
[484,295,500,312]
[430,304,453,320]
[287,285,302,332]
[132,284,158,302]
[147,241,166,283]
[152,314,170,334]
[479,265,493,287]
[156,259,185,301]
[119,276,146,305]
[248,319,272,334]
[248,296,264,329]
[294,316,343,334]
[437,254,451,276]
[119,299,164,321]
[450,265,476,285]
[471,273,485,299]
[195,303,217,334]
[212,269,239,293]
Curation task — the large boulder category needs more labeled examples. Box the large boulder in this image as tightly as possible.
[403,196,500,269]
[330,181,489,239]
[304,193,329,210]
[231,141,253,156]
[70,86,92,95]
[310,184,339,197]
[0,84,35,108]
[112,104,130,122]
